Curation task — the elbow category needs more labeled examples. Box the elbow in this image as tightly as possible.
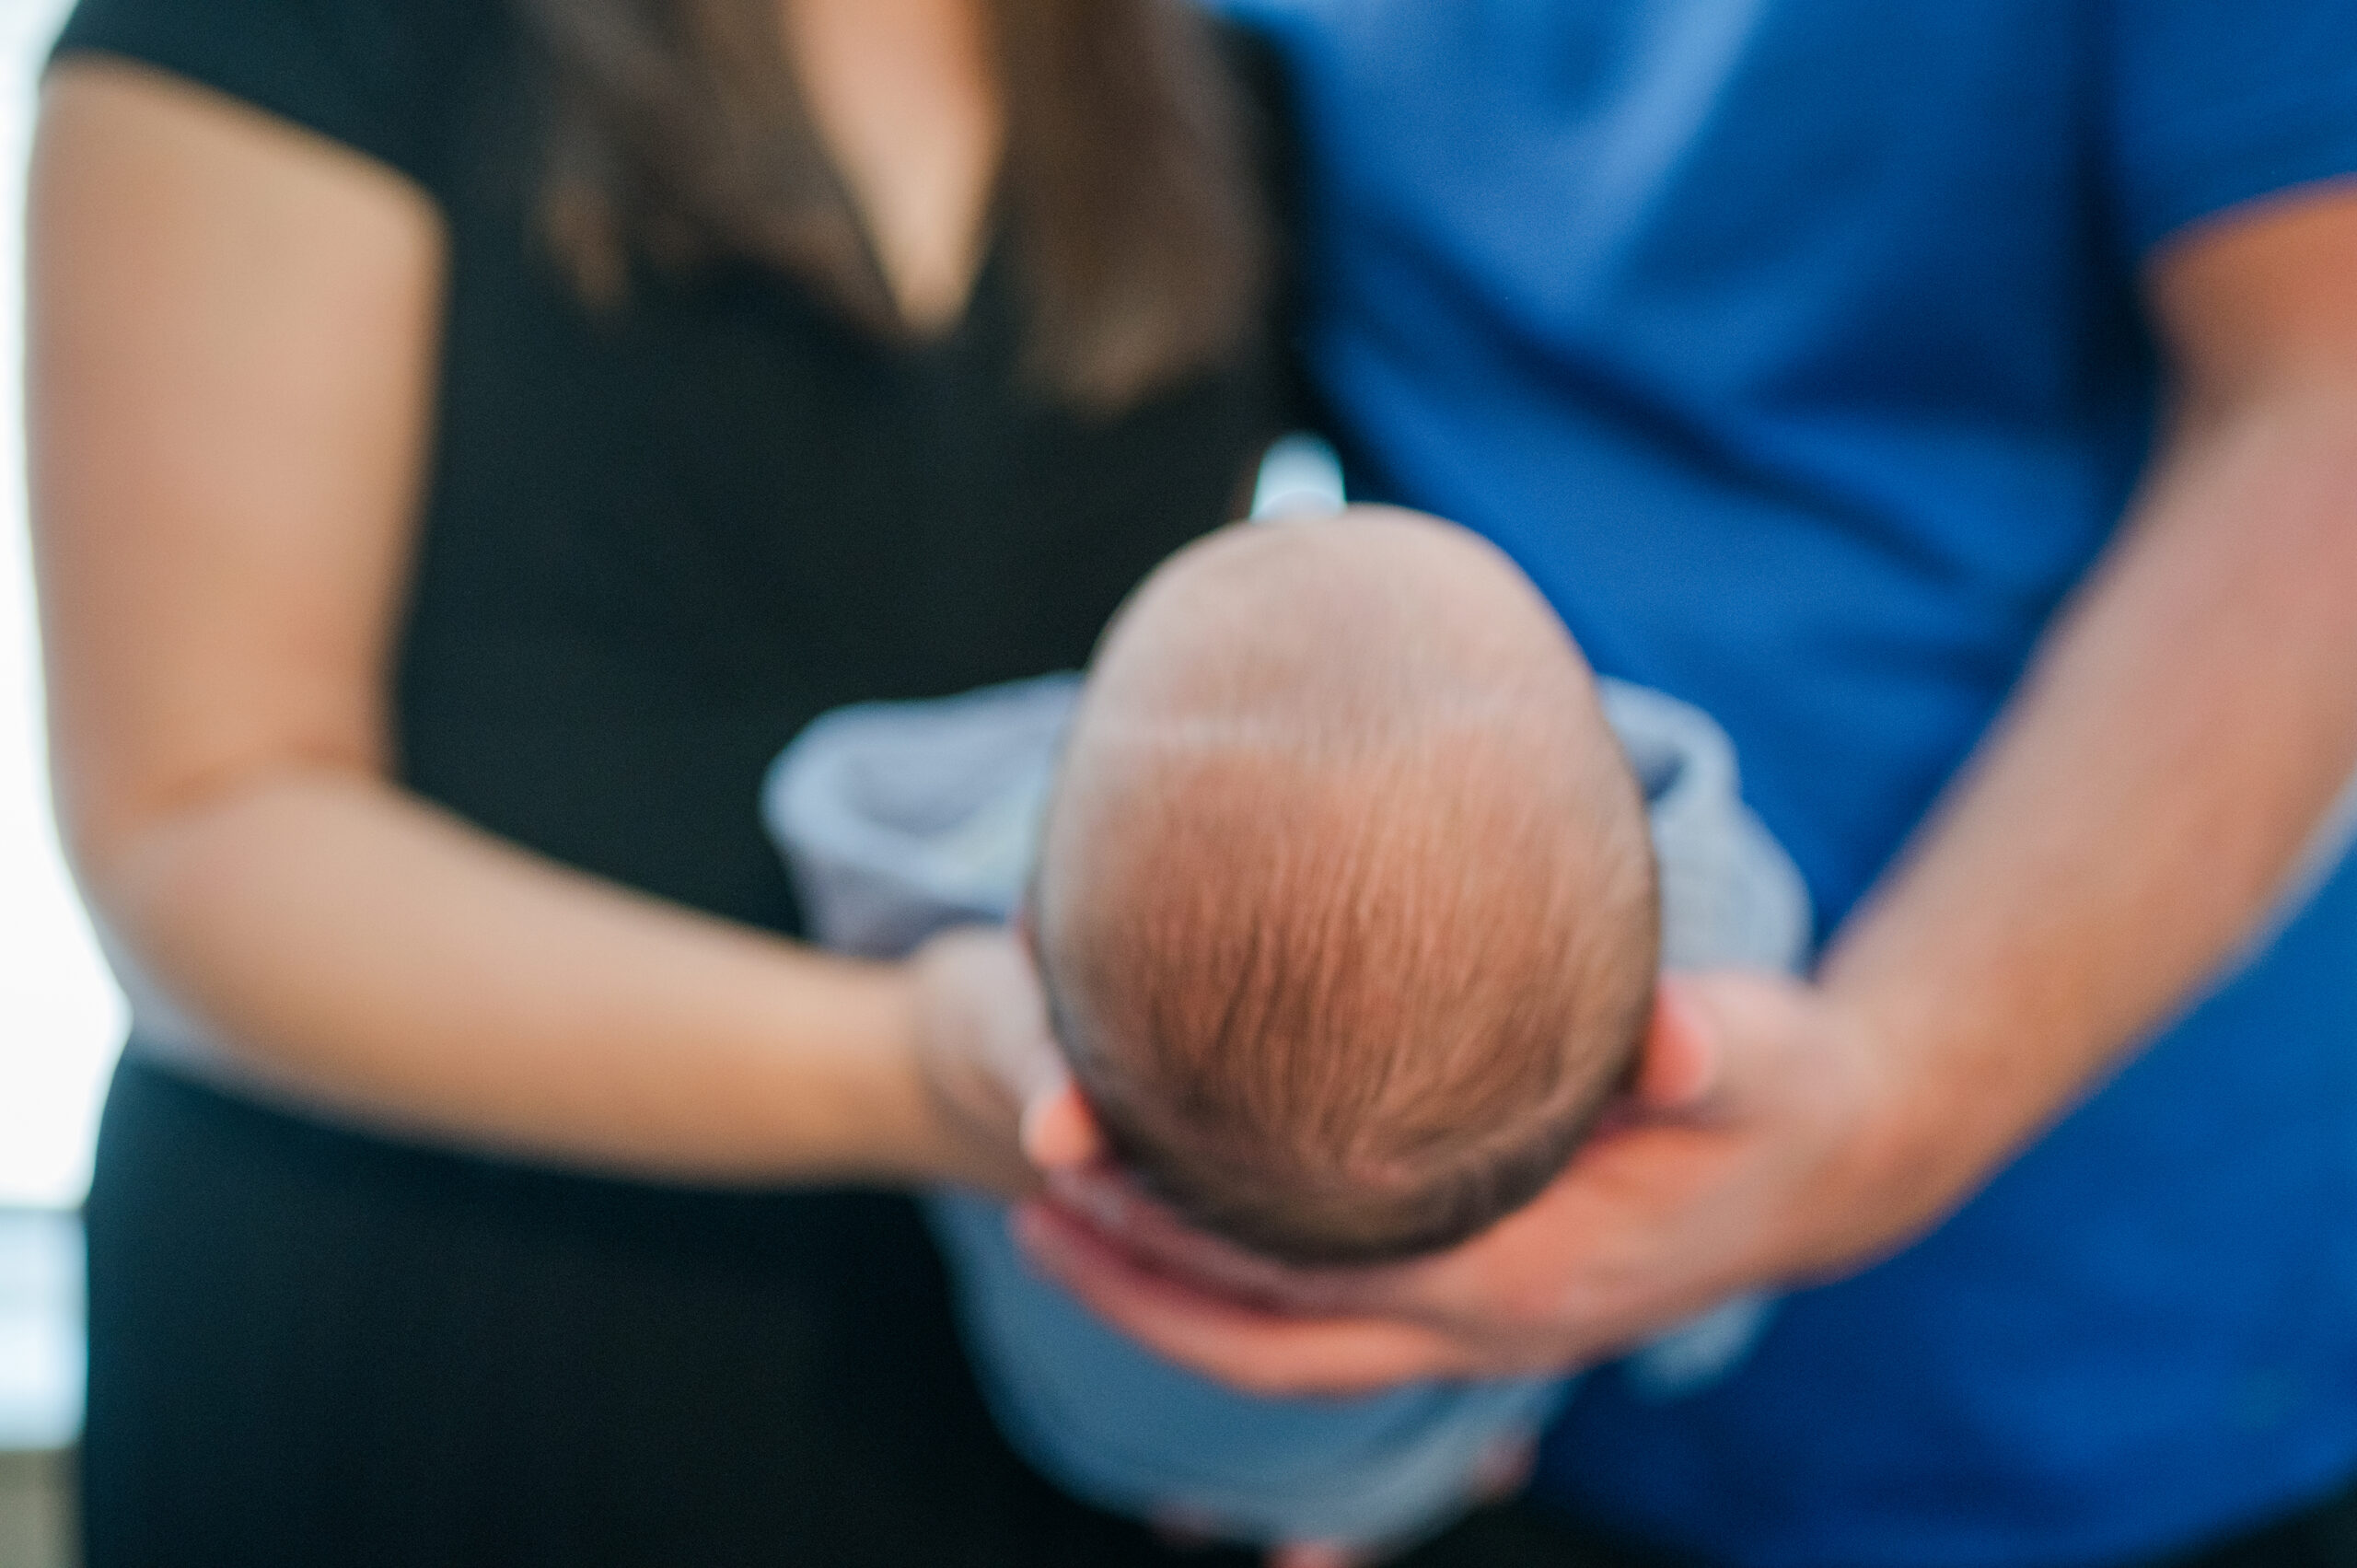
[56,742,385,935]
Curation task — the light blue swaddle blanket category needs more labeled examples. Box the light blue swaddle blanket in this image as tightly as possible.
[762,673,1811,1548]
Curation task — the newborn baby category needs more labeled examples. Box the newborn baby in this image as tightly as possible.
[766,509,1808,1549]
[1036,511,1660,1266]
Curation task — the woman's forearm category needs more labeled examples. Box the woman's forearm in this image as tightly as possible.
[87,763,945,1186]
[29,70,975,1193]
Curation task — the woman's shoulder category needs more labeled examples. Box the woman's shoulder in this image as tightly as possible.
[50,0,505,198]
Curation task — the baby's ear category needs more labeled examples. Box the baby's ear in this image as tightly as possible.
[1021,1080,1107,1172]
[1631,978,1721,1111]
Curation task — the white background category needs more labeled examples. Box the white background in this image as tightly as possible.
[0,0,121,1212]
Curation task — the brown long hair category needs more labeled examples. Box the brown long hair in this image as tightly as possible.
[513,0,1271,411]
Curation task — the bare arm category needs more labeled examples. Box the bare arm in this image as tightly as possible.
[1013,183,2357,1392]
[1817,187,2357,1229]
[32,63,1039,1189]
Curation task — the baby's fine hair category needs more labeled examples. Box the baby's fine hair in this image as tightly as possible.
[1032,511,1659,1266]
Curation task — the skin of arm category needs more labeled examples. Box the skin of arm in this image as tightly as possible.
[1006,182,2357,1396]
[31,61,1058,1193]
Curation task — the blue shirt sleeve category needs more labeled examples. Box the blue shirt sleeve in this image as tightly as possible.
[2108,0,2357,254]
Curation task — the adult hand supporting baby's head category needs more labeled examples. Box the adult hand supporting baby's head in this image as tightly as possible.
[1008,979,1743,1331]
[1010,970,1949,1398]
[908,924,1092,1197]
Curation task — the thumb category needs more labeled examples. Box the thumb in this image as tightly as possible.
[1660,970,1815,1111]
[1632,975,1723,1110]
[1018,1077,1104,1171]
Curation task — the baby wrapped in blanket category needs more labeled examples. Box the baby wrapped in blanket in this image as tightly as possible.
[765,509,1809,1551]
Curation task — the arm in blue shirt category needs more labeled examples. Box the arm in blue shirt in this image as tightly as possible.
[1016,183,2357,1391]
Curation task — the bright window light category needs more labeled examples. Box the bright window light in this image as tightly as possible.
[1,0,122,1211]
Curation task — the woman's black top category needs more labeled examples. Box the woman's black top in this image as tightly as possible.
[60,0,1287,934]
[50,1,1295,1564]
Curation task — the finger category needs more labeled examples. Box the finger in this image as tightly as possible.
[1019,1079,1102,1171]
[1013,1201,1470,1398]
[1632,976,1721,1110]
[1042,1165,1334,1306]
[1660,969,1821,1109]
[1271,1542,1368,1568]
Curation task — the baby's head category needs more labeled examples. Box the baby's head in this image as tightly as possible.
[1028,509,1658,1266]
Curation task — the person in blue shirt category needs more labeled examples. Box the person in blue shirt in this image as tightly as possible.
[1010,3,2357,1564]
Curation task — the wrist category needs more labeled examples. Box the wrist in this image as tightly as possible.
[900,930,1052,1196]
[780,952,953,1187]
[1800,983,2026,1276]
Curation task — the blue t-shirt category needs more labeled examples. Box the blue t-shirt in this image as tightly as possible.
[1218,2,2357,1563]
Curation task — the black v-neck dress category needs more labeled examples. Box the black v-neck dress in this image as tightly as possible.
[51,1,1295,1562]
